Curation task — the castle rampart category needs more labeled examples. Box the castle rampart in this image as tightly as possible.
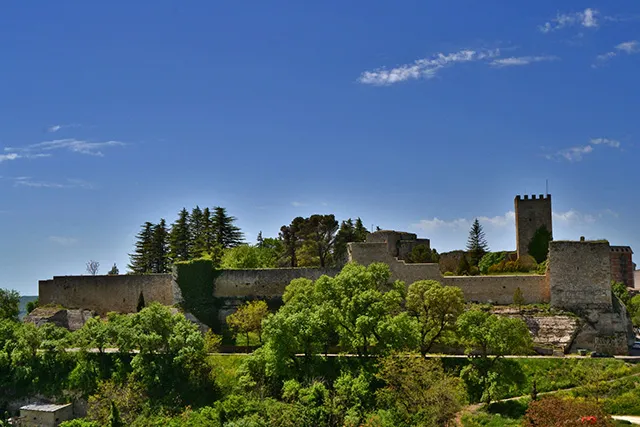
[515,194,552,259]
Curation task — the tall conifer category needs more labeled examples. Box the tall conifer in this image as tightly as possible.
[128,222,155,273]
[169,208,191,263]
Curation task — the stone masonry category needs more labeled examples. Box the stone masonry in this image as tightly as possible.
[515,194,552,259]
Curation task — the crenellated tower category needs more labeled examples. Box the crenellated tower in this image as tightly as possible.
[515,194,553,259]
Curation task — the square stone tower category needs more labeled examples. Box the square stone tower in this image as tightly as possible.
[514,194,553,259]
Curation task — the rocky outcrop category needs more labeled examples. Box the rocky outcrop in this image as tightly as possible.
[23,307,95,331]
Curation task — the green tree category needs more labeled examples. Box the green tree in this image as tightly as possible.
[107,264,119,275]
[227,300,270,345]
[405,244,439,263]
[528,225,553,263]
[279,217,305,267]
[221,245,278,269]
[169,208,191,263]
[212,207,244,248]
[150,219,170,273]
[457,309,533,403]
[128,222,155,274]
[0,289,20,321]
[466,219,489,266]
[26,298,39,314]
[333,219,356,265]
[612,281,630,306]
[478,252,507,274]
[256,231,265,248]
[375,353,466,426]
[406,280,464,356]
[189,206,207,258]
[354,217,369,242]
[302,214,338,267]
[514,287,525,307]
[456,255,471,275]
[108,401,124,427]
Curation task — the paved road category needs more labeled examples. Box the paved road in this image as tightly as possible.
[612,416,640,424]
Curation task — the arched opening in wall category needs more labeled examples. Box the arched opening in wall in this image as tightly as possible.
[137,292,146,312]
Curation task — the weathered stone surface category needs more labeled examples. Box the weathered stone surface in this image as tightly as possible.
[24,307,95,331]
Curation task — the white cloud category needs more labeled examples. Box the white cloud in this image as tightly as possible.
[553,209,596,224]
[0,153,20,162]
[13,177,94,189]
[357,48,500,85]
[48,236,78,246]
[47,123,81,133]
[590,138,620,148]
[547,137,621,162]
[490,56,559,67]
[539,8,600,33]
[7,138,125,157]
[593,40,639,66]
[291,201,307,207]
[48,125,62,133]
[413,212,516,232]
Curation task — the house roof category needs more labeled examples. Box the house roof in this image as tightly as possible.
[20,403,72,412]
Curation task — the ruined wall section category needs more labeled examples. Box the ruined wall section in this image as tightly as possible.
[443,275,547,305]
[39,274,175,315]
[214,268,341,298]
[515,194,552,259]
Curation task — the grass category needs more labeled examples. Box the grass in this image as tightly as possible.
[207,354,245,394]
[462,400,528,426]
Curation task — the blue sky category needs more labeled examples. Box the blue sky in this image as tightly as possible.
[2,1,639,295]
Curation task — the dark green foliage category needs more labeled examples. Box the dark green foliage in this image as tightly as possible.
[466,219,489,266]
[301,214,338,267]
[211,207,244,248]
[405,244,439,263]
[128,222,155,274]
[279,217,305,267]
[0,289,20,321]
[150,219,170,273]
[612,281,630,306]
[514,287,525,307]
[108,401,124,427]
[456,255,471,275]
[175,258,219,328]
[528,225,553,263]
[169,208,191,263]
[136,292,145,312]
[108,264,120,275]
[26,298,39,314]
[334,218,369,266]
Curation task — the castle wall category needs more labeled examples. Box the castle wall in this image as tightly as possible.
[214,267,341,298]
[443,275,548,305]
[610,246,634,288]
[515,194,552,258]
[39,274,175,315]
[549,241,612,311]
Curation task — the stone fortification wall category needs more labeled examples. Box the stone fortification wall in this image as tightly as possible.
[39,274,174,315]
[364,230,430,261]
[549,241,612,311]
[214,267,341,298]
[515,194,552,258]
[443,275,548,305]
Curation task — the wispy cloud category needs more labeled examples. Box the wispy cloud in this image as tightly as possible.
[413,212,516,232]
[47,123,81,133]
[291,201,308,207]
[13,177,94,189]
[539,8,600,33]
[490,55,559,67]
[546,137,621,162]
[6,138,125,157]
[593,40,640,66]
[357,48,500,85]
[0,153,20,163]
[48,236,78,246]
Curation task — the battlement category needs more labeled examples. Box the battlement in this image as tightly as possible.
[515,194,551,201]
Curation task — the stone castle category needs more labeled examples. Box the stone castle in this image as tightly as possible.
[37,194,636,354]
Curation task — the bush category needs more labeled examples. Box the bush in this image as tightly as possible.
[487,256,538,274]
[478,252,507,274]
[524,396,613,426]
[443,271,454,276]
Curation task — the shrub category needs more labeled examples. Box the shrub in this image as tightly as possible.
[513,287,525,307]
[443,271,455,276]
[524,396,613,426]
[478,252,507,274]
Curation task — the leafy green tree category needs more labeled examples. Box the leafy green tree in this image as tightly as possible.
[478,252,507,274]
[333,219,356,265]
[406,280,464,356]
[612,281,630,306]
[457,309,533,403]
[212,206,244,248]
[375,353,466,426]
[528,225,553,263]
[279,217,305,267]
[227,301,270,345]
[354,217,369,242]
[26,298,39,314]
[466,219,489,266]
[256,231,265,247]
[169,208,191,263]
[150,219,170,273]
[456,255,471,275]
[128,222,155,273]
[221,245,278,269]
[514,287,525,307]
[107,264,119,275]
[302,214,338,267]
[0,289,20,321]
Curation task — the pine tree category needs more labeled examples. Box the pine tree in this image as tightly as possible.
[334,219,356,265]
[108,264,120,275]
[128,222,155,273]
[280,217,305,267]
[150,219,169,273]
[211,206,244,248]
[354,217,369,242]
[189,206,207,258]
[202,207,216,254]
[466,218,489,266]
[303,214,338,267]
[169,208,191,263]
[256,231,265,248]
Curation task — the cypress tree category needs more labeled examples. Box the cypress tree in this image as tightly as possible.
[189,206,207,258]
[211,206,244,248]
[466,218,489,266]
[128,222,155,274]
[169,208,191,263]
[202,207,216,254]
